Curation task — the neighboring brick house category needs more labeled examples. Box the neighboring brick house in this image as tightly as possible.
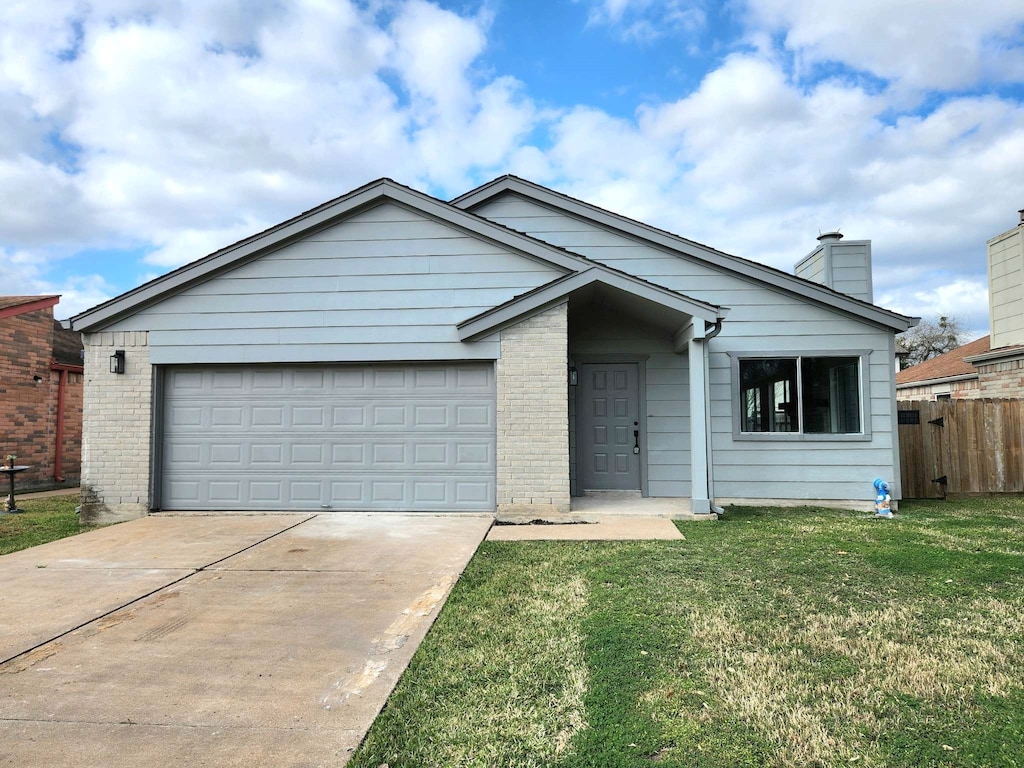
[897,211,1024,400]
[0,296,84,490]
[896,336,988,399]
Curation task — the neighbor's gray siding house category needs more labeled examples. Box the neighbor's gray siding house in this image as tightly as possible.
[66,177,915,522]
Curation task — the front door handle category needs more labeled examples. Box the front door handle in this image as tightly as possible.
[633,424,640,455]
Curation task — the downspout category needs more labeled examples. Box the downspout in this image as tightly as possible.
[54,367,67,483]
[50,361,83,483]
[703,319,725,514]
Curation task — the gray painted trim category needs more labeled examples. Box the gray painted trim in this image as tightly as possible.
[727,349,874,442]
[573,356,650,497]
[149,365,164,511]
[68,179,596,333]
[458,267,724,341]
[454,176,916,332]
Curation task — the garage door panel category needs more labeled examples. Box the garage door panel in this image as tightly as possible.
[162,363,495,511]
[165,436,492,473]
[167,398,493,434]
[164,474,494,511]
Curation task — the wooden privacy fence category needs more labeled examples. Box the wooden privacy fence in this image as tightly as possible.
[897,399,1024,498]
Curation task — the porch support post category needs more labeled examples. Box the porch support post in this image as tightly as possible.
[687,327,712,515]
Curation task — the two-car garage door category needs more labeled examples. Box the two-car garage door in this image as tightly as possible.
[160,363,495,512]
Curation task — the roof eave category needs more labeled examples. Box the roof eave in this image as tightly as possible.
[896,372,979,389]
[457,266,725,342]
[963,347,1024,364]
[0,295,59,320]
[68,180,593,333]
[454,176,916,333]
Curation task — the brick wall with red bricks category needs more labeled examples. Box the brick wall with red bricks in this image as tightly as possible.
[0,302,84,490]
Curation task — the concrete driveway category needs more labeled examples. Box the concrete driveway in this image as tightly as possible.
[0,513,491,767]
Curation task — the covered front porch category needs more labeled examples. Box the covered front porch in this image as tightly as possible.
[459,267,727,516]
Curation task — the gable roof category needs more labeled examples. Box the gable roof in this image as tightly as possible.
[0,295,59,319]
[458,266,725,341]
[452,175,915,332]
[67,179,604,332]
[896,335,990,387]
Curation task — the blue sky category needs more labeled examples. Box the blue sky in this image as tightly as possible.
[2,0,1023,335]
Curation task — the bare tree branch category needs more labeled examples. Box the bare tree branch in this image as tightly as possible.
[897,315,970,368]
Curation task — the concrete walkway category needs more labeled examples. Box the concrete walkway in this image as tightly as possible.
[487,515,686,541]
[0,513,491,767]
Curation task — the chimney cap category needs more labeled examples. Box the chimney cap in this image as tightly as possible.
[1018,208,1023,226]
[817,231,844,243]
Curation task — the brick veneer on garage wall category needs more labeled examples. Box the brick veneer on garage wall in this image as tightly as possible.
[80,309,572,520]
[80,332,152,523]
[495,303,570,514]
[0,305,83,490]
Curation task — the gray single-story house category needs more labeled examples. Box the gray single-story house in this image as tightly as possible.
[66,176,916,522]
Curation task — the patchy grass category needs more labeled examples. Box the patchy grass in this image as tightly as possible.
[350,498,1024,768]
[355,549,590,768]
[0,494,95,555]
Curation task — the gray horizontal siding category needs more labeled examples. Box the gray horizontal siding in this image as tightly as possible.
[107,201,564,363]
[795,248,826,285]
[477,192,900,501]
[830,242,872,302]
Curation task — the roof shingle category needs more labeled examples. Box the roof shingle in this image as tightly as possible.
[896,336,991,386]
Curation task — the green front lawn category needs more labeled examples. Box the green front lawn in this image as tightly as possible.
[0,495,94,556]
[352,498,1024,768]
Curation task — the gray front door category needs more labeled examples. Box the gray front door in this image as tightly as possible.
[577,362,641,491]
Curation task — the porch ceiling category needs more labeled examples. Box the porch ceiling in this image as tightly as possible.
[565,282,699,334]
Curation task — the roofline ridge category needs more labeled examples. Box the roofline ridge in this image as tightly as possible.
[455,176,915,329]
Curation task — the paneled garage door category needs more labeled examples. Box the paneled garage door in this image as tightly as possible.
[160,363,495,511]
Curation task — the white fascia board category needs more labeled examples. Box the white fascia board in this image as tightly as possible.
[457,267,724,342]
[69,179,590,332]
[454,176,916,333]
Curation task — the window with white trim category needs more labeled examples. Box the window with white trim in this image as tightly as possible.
[739,356,862,434]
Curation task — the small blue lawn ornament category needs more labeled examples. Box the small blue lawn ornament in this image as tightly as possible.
[873,478,893,517]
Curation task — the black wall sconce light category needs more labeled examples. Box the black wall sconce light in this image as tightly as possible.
[110,349,126,374]
[568,367,578,386]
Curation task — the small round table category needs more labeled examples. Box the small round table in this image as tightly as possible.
[1,466,29,514]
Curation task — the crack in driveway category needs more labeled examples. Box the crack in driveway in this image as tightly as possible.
[0,514,316,667]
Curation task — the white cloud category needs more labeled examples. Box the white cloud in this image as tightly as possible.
[0,247,117,319]
[581,0,707,43]
[530,51,1023,334]
[0,0,537,284]
[878,278,991,337]
[0,0,1021,340]
[745,0,1024,90]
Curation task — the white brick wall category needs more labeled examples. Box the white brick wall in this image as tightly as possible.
[496,303,570,514]
[80,331,152,522]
